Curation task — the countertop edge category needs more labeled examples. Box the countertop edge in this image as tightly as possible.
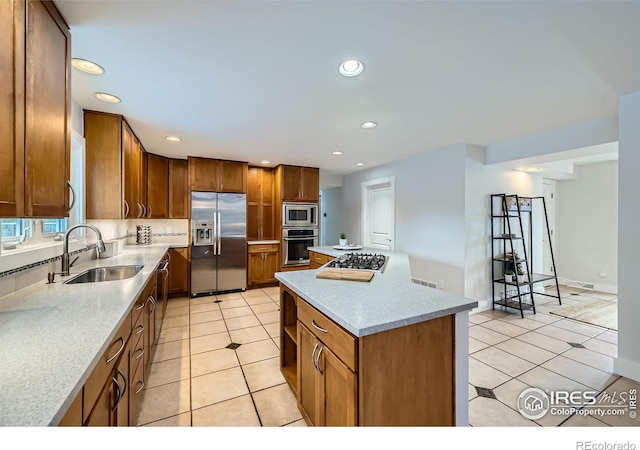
[275,273,477,337]
[49,244,171,426]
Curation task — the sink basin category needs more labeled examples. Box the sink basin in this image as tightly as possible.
[64,265,144,284]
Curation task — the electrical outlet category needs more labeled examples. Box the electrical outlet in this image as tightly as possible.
[599,270,607,278]
[167,227,173,233]
[438,280,444,289]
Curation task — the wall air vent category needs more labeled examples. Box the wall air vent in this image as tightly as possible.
[411,277,437,289]
[566,280,596,290]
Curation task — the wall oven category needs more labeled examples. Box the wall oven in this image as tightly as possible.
[283,202,318,228]
[282,228,319,266]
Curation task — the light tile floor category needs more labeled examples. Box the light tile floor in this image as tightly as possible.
[469,286,640,427]
[136,286,306,427]
[138,284,639,427]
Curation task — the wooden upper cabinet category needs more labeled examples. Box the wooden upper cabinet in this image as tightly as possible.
[247,167,274,240]
[85,112,123,219]
[24,0,71,217]
[0,0,24,217]
[169,159,188,219]
[146,153,169,219]
[85,111,145,219]
[188,156,247,193]
[279,165,319,202]
[0,1,70,218]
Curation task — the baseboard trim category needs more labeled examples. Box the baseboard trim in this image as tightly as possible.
[557,277,618,295]
[614,357,640,383]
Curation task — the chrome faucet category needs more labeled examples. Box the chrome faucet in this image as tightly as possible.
[61,224,106,276]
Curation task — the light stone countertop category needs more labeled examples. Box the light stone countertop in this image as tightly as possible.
[0,243,172,426]
[275,246,477,337]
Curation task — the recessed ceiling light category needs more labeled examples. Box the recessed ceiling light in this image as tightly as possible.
[360,121,377,129]
[355,162,366,166]
[94,92,121,103]
[165,136,181,142]
[339,60,364,77]
[331,151,343,156]
[260,160,270,164]
[71,58,105,75]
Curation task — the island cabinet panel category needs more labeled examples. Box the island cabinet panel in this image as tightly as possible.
[358,315,455,426]
[282,286,457,426]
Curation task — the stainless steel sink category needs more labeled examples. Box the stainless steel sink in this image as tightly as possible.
[64,265,144,284]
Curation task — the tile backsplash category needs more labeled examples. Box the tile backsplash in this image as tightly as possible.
[0,219,188,300]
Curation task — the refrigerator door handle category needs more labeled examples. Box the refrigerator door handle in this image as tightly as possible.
[212,213,217,256]
[217,212,222,255]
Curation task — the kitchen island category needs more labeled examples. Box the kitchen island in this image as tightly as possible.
[275,246,477,426]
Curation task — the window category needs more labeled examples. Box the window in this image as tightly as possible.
[42,218,67,235]
[1,219,27,238]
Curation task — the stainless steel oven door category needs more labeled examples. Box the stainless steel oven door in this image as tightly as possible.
[282,229,318,266]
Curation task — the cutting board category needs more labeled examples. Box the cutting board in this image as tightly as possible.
[316,268,374,282]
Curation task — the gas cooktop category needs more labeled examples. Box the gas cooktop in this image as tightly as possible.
[325,253,389,273]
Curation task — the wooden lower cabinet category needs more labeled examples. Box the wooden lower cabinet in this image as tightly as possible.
[85,338,130,427]
[168,247,188,296]
[60,274,163,427]
[309,251,333,270]
[282,287,455,426]
[248,244,279,287]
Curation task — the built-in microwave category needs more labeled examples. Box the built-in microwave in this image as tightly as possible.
[282,202,318,228]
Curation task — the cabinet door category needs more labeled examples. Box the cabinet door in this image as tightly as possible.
[0,0,24,217]
[248,252,265,285]
[318,344,357,426]
[297,322,319,426]
[85,377,114,426]
[218,160,247,193]
[261,169,274,239]
[84,112,124,219]
[281,165,301,201]
[129,359,145,426]
[168,248,189,294]
[122,123,135,218]
[132,136,143,217]
[300,167,319,202]
[168,159,188,219]
[188,156,219,192]
[24,0,71,217]
[147,153,169,218]
[263,252,279,283]
[113,340,130,427]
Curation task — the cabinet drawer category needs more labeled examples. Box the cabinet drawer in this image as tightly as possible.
[130,311,145,368]
[248,244,279,254]
[131,293,146,325]
[83,316,131,423]
[297,300,356,371]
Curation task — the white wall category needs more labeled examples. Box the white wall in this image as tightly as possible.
[71,99,84,135]
[340,144,467,295]
[616,91,640,382]
[320,187,344,246]
[555,161,618,291]
[464,145,543,309]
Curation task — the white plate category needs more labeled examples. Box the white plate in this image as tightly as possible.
[332,245,362,250]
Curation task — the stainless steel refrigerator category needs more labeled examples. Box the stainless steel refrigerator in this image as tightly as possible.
[190,191,247,296]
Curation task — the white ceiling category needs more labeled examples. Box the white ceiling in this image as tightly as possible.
[56,1,640,176]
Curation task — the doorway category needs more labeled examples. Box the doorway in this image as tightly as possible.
[542,179,556,284]
[361,177,395,251]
